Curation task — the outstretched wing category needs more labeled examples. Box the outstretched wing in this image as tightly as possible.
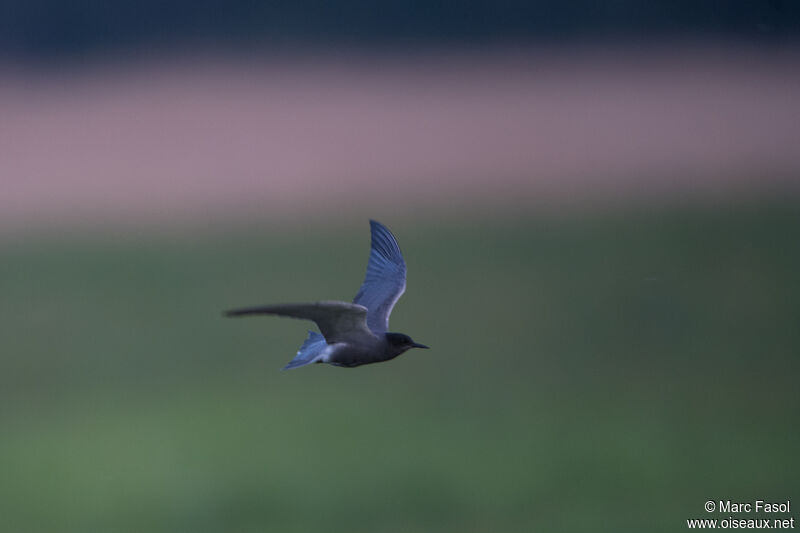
[353,220,407,333]
[225,301,374,344]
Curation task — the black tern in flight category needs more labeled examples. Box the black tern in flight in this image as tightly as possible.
[225,220,428,369]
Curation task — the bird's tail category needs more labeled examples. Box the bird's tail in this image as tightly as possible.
[283,331,328,370]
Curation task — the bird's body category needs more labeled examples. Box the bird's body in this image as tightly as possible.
[300,332,410,368]
[225,221,428,369]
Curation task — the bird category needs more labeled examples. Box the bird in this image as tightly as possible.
[225,220,429,369]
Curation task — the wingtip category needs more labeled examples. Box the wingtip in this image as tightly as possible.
[372,218,396,229]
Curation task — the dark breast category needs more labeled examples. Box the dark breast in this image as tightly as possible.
[327,341,394,368]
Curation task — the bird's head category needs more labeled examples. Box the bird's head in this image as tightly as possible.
[385,332,429,356]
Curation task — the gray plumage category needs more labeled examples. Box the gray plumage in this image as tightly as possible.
[225,220,428,369]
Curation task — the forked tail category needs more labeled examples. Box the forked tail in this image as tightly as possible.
[283,331,328,370]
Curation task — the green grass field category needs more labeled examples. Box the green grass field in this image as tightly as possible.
[1,204,798,532]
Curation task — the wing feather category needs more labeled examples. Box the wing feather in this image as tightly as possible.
[225,301,374,344]
[353,220,407,333]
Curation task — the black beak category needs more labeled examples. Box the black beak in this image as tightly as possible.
[411,342,430,349]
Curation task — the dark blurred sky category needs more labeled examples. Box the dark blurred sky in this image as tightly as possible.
[1,0,798,61]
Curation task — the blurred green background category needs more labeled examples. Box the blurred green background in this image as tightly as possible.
[3,1,800,531]
[2,204,798,532]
